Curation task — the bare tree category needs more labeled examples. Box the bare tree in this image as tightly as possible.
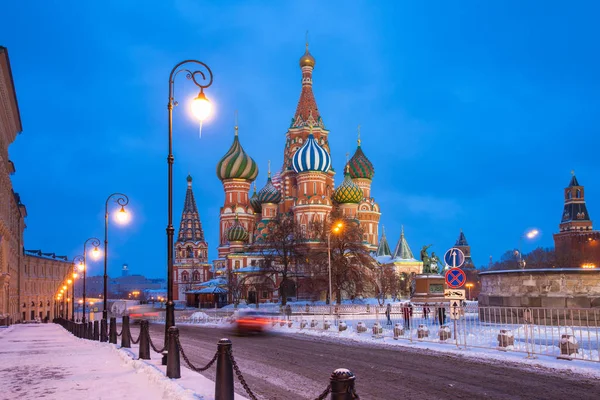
[250,212,308,305]
[375,264,401,305]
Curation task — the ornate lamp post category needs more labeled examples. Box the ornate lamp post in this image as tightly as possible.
[164,60,213,350]
[82,238,101,323]
[327,221,344,306]
[103,193,130,321]
[72,256,83,321]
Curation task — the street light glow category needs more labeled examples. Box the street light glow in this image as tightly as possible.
[73,272,78,279]
[78,262,85,271]
[191,91,212,121]
[91,246,101,259]
[67,279,72,284]
[115,206,130,224]
[525,229,539,239]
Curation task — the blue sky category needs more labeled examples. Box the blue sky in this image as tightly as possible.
[2,1,599,278]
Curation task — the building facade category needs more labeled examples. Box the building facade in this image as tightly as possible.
[553,173,600,267]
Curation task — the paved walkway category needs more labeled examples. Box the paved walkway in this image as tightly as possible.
[0,324,176,400]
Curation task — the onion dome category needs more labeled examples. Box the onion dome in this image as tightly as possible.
[227,217,249,242]
[299,44,315,68]
[186,174,193,183]
[216,126,258,182]
[258,177,282,204]
[348,127,374,180]
[292,133,331,173]
[333,167,363,204]
[250,184,261,213]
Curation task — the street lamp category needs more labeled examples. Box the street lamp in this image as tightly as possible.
[518,229,539,269]
[104,193,130,322]
[465,283,474,300]
[73,256,83,321]
[327,221,344,306]
[82,238,101,323]
[164,60,214,352]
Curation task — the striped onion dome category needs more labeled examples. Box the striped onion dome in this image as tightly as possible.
[292,133,331,173]
[216,128,259,182]
[333,168,363,204]
[348,142,374,180]
[257,176,282,204]
[227,217,249,242]
[250,184,261,213]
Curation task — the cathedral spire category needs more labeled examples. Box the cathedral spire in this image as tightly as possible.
[376,226,392,257]
[293,41,322,128]
[177,175,205,242]
[393,226,415,260]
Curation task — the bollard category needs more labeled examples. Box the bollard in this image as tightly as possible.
[100,319,108,342]
[166,326,181,379]
[83,322,88,339]
[330,368,357,400]
[93,320,100,341]
[109,317,117,344]
[88,322,94,340]
[121,316,131,348]
[138,320,151,360]
[215,338,234,400]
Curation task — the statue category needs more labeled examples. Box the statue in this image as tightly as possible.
[420,244,433,273]
[430,252,441,274]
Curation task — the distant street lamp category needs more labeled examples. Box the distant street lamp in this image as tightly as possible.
[71,264,80,321]
[82,238,101,323]
[518,229,539,269]
[465,282,474,300]
[164,60,214,354]
[327,221,344,306]
[103,193,130,321]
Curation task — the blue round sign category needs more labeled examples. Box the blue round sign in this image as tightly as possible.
[445,268,466,288]
[444,248,465,268]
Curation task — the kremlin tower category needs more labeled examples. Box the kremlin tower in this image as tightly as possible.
[173,175,211,301]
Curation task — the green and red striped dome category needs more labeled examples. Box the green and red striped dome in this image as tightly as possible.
[348,143,374,180]
[216,131,258,182]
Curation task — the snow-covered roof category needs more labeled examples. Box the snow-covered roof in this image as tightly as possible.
[198,277,227,286]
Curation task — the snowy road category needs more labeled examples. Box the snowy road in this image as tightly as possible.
[136,323,600,400]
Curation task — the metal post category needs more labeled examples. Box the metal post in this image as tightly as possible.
[215,338,233,400]
[330,368,357,400]
[166,326,181,379]
[88,321,93,340]
[100,319,108,342]
[327,233,332,306]
[83,321,88,339]
[71,263,75,321]
[109,317,117,344]
[104,193,129,323]
[138,320,150,360]
[93,320,100,341]
[121,316,131,348]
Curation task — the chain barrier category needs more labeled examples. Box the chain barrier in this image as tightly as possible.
[351,387,360,399]
[314,384,331,400]
[228,348,259,400]
[129,325,140,345]
[117,328,123,337]
[148,333,166,354]
[175,335,219,372]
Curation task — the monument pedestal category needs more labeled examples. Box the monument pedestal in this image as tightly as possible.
[410,274,447,303]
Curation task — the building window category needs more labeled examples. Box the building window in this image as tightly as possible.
[262,291,269,299]
[568,191,572,200]
[187,246,194,258]
[576,189,581,199]
[192,271,200,281]
[235,261,240,269]
[181,271,189,282]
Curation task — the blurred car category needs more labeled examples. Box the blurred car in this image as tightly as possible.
[235,310,276,335]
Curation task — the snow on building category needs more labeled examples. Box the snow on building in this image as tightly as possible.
[374,226,422,275]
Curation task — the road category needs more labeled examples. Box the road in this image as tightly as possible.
[128,323,600,400]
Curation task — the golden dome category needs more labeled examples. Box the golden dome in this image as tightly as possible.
[299,45,315,68]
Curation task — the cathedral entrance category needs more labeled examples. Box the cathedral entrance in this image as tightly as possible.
[247,291,257,304]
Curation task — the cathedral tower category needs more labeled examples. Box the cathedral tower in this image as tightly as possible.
[174,175,210,300]
[216,122,258,257]
[454,229,475,270]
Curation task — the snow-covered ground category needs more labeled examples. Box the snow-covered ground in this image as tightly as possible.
[0,323,247,400]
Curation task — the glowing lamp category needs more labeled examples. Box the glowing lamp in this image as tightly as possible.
[72,272,78,279]
[67,279,72,285]
[91,246,100,259]
[62,285,67,290]
[525,229,539,239]
[115,206,130,224]
[191,91,212,121]
[78,262,85,272]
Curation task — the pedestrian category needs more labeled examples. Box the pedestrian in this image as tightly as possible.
[385,303,392,325]
[423,303,429,320]
[402,303,411,329]
[285,304,292,321]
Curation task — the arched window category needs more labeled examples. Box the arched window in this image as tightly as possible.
[576,189,581,198]
[192,270,201,281]
[187,246,194,258]
[567,191,572,200]
[181,271,189,282]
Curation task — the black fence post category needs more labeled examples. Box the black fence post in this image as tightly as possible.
[93,320,100,341]
[100,319,108,342]
[88,321,93,340]
[121,316,131,348]
[138,320,150,360]
[166,326,181,379]
[330,368,357,400]
[83,322,88,339]
[215,338,234,400]
[109,317,117,344]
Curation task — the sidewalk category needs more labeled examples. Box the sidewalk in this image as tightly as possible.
[0,324,242,400]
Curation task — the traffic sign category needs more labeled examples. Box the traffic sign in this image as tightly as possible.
[449,300,462,319]
[445,268,466,289]
[444,289,466,300]
[444,248,465,269]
